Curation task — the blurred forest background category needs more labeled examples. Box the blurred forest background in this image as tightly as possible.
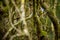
[0,0,60,40]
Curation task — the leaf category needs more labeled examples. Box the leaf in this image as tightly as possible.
[41,31,47,36]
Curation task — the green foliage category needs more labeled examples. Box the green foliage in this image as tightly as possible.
[41,31,47,36]
[0,0,60,40]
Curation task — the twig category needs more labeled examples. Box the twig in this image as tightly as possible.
[9,33,24,40]
[26,13,33,20]
[3,8,22,39]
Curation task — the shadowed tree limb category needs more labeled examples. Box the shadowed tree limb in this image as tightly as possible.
[33,0,41,40]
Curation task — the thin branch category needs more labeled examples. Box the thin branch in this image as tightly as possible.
[20,0,32,40]
[9,33,24,40]
[26,13,33,20]
[53,0,57,17]
[3,8,22,39]
[11,0,20,14]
